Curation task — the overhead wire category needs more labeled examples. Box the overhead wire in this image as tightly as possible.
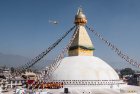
[86,25,140,69]
[44,26,80,81]
[15,25,76,75]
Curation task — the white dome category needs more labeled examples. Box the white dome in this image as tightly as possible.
[51,56,119,80]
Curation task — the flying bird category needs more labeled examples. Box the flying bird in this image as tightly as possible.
[49,20,59,24]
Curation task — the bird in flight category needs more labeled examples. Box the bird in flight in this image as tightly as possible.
[49,20,59,24]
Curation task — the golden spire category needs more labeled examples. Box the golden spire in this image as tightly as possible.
[74,7,87,25]
[68,8,94,56]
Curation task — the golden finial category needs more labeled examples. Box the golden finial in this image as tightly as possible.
[74,7,87,25]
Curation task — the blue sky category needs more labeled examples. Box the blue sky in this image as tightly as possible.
[0,0,140,70]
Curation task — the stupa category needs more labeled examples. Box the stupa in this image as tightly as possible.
[48,8,140,94]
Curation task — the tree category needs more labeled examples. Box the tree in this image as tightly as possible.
[10,67,15,74]
[120,68,135,76]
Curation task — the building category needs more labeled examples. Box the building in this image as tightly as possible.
[0,66,11,79]
[127,73,140,86]
[21,8,140,94]
[8,77,25,88]
[0,78,8,92]
[0,67,10,92]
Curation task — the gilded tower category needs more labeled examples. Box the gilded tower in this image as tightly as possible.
[68,8,95,56]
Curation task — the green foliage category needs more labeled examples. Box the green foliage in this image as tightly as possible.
[10,67,15,73]
[120,68,135,76]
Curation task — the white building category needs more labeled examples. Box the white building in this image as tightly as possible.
[8,77,25,88]
[26,8,140,94]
